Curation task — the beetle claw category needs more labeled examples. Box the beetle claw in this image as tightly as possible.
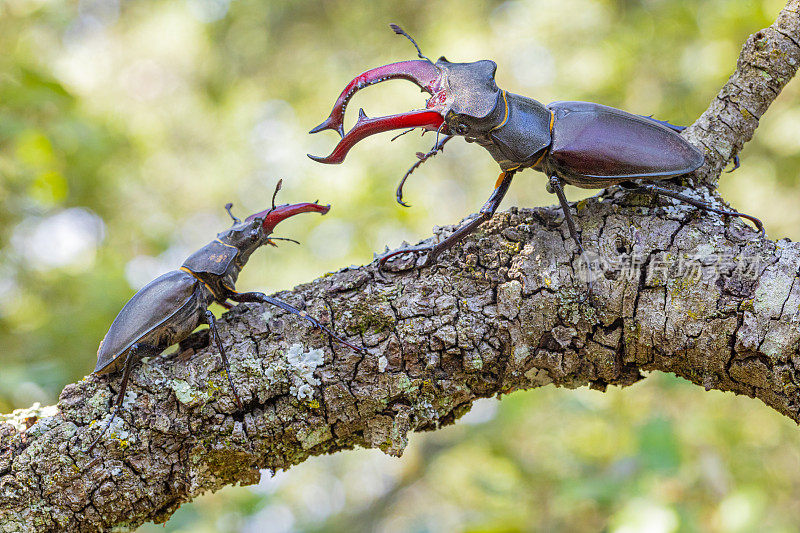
[309,116,345,138]
[247,202,331,232]
[307,110,445,165]
[726,154,741,173]
[309,59,444,163]
[307,153,328,163]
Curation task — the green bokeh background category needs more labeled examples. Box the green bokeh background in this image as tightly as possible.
[2,0,800,531]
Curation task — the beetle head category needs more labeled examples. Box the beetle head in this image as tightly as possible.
[308,25,504,164]
[218,183,330,264]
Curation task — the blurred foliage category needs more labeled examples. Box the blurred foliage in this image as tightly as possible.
[1,0,799,531]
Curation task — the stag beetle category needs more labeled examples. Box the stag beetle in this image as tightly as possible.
[85,182,360,452]
[309,24,763,267]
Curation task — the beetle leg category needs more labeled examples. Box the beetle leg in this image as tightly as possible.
[727,155,741,173]
[229,292,363,352]
[85,344,147,453]
[426,171,515,264]
[396,134,454,207]
[377,242,437,268]
[380,170,516,268]
[638,114,686,133]
[548,176,586,256]
[627,183,764,236]
[205,310,244,410]
[549,176,599,296]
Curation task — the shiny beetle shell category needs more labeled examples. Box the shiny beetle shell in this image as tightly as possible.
[182,240,238,277]
[544,101,705,188]
[95,270,201,374]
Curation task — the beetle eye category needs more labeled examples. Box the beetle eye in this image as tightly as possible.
[455,123,469,135]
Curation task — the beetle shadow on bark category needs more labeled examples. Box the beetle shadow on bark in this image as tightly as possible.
[175,328,211,362]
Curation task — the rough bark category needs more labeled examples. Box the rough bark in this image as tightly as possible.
[1,3,799,531]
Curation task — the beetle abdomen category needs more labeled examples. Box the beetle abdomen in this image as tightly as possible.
[95,270,205,374]
[545,101,704,188]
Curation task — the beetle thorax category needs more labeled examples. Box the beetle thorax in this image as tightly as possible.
[180,218,268,296]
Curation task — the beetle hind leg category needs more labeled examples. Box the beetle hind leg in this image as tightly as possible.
[85,344,153,453]
[205,310,244,410]
[638,114,686,133]
[627,182,764,236]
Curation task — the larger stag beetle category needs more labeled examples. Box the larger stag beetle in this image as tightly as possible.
[309,24,763,267]
[85,182,360,452]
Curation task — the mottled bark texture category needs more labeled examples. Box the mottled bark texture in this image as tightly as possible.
[1,3,799,532]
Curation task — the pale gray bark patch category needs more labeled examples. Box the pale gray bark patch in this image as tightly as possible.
[1,2,799,531]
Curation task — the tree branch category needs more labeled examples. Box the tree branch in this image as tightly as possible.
[686,0,800,184]
[2,3,799,531]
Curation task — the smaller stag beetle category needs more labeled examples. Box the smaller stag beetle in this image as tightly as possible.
[309,24,764,268]
[85,182,360,452]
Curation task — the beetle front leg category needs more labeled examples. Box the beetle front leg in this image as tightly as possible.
[228,292,363,352]
[396,134,454,207]
[85,343,154,453]
[380,170,516,268]
[205,309,244,410]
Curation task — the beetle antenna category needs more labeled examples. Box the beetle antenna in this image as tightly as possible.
[224,203,241,224]
[433,121,445,149]
[271,236,301,245]
[389,24,433,64]
[270,179,283,213]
